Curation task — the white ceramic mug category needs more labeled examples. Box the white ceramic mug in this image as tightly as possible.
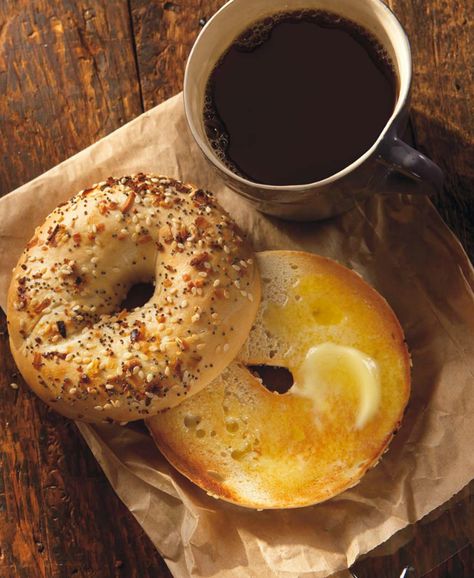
[184,0,444,220]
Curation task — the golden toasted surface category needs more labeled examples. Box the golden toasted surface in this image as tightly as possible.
[148,251,410,509]
[7,174,260,423]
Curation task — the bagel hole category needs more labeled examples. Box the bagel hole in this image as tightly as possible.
[248,365,293,395]
[121,282,154,310]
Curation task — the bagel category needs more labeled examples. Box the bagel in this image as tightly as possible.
[147,250,410,509]
[7,174,260,423]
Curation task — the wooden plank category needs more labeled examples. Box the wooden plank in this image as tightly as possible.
[0,0,143,195]
[388,0,474,258]
[0,1,171,576]
[130,0,225,108]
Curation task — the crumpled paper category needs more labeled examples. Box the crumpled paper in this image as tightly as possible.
[1,93,473,578]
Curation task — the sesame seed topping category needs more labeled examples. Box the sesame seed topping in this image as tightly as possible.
[13,174,256,423]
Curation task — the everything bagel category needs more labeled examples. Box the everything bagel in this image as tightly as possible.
[148,251,410,509]
[7,174,260,423]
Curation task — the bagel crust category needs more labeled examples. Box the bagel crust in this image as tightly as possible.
[148,251,411,509]
[7,174,260,423]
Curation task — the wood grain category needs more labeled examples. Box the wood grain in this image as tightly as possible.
[130,0,225,108]
[0,0,473,576]
[388,0,474,258]
[0,0,143,195]
[0,1,170,576]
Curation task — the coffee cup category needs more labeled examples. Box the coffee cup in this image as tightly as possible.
[184,0,444,221]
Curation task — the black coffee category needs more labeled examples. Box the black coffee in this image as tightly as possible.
[203,10,396,185]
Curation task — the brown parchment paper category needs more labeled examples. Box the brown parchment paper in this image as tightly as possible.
[1,93,473,578]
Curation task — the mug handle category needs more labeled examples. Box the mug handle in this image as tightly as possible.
[378,135,444,193]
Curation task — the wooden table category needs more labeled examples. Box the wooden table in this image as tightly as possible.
[0,1,472,576]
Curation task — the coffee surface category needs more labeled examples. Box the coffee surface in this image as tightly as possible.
[204,11,396,185]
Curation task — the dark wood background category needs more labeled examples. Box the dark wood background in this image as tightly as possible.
[0,1,472,577]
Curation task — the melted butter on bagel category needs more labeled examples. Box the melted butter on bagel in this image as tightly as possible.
[293,343,381,431]
[264,274,381,430]
[148,250,410,509]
